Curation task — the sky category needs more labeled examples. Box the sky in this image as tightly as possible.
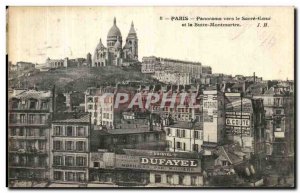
[7,6,294,80]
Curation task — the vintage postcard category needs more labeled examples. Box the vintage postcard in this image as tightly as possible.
[7,6,295,188]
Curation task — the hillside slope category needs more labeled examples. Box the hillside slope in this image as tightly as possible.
[9,66,158,93]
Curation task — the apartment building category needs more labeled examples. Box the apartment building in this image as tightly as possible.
[85,87,115,129]
[50,113,90,183]
[8,89,52,181]
[164,122,203,153]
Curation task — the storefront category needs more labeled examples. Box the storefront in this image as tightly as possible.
[89,149,203,187]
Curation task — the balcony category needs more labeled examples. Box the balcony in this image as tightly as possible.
[9,135,47,140]
[8,163,48,169]
[52,165,88,169]
[9,148,48,155]
[9,121,49,127]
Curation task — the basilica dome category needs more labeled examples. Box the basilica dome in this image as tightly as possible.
[107,17,122,39]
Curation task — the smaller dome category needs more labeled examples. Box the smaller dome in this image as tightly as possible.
[96,38,105,49]
[114,39,122,49]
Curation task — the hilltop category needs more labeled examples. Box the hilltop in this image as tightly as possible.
[9,66,159,93]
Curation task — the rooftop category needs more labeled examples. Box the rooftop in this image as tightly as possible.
[104,127,163,135]
[168,121,202,130]
[10,89,52,100]
[52,112,90,123]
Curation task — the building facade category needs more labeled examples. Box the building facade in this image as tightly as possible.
[202,90,225,146]
[89,150,203,187]
[84,87,116,129]
[164,122,203,153]
[8,89,52,181]
[50,113,90,183]
[253,85,294,156]
[224,93,266,158]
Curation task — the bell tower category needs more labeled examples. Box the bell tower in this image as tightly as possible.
[124,21,138,60]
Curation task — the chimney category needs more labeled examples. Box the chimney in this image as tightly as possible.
[253,72,256,83]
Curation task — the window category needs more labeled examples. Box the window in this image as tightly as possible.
[166,128,171,136]
[66,126,73,136]
[20,114,26,123]
[176,142,181,149]
[194,131,199,139]
[155,133,160,141]
[77,172,85,182]
[54,126,63,136]
[27,129,34,136]
[94,112,98,117]
[66,172,75,181]
[53,156,63,166]
[28,114,34,124]
[53,141,62,150]
[179,175,184,185]
[39,128,45,136]
[38,141,45,151]
[183,143,186,151]
[88,97,93,103]
[76,141,85,151]
[12,100,18,109]
[191,176,197,186]
[9,114,17,124]
[77,127,85,136]
[222,161,228,166]
[19,128,24,136]
[176,129,180,137]
[93,162,99,168]
[155,174,161,183]
[181,130,186,138]
[20,100,26,109]
[199,131,203,140]
[29,101,36,109]
[76,157,86,166]
[88,105,93,109]
[65,156,74,166]
[11,128,17,136]
[167,175,173,184]
[54,171,63,181]
[65,141,73,151]
[41,101,48,110]
[40,115,46,124]
[193,144,199,152]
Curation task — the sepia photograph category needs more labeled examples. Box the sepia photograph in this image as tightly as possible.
[6,6,295,188]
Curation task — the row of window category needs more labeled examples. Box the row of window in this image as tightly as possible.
[110,133,161,144]
[53,141,87,151]
[87,96,114,103]
[9,155,47,167]
[10,128,46,137]
[53,156,87,167]
[88,104,114,111]
[11,100,49,110]
[96,52,106,58]
[10,140,46,151]
[53,171,86,182]
[53,126,86,137]
[166,128,203,139]
[156,107,194,113]
[168,141,200,152]
[9,114,47,124]
[154,174,198,186]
